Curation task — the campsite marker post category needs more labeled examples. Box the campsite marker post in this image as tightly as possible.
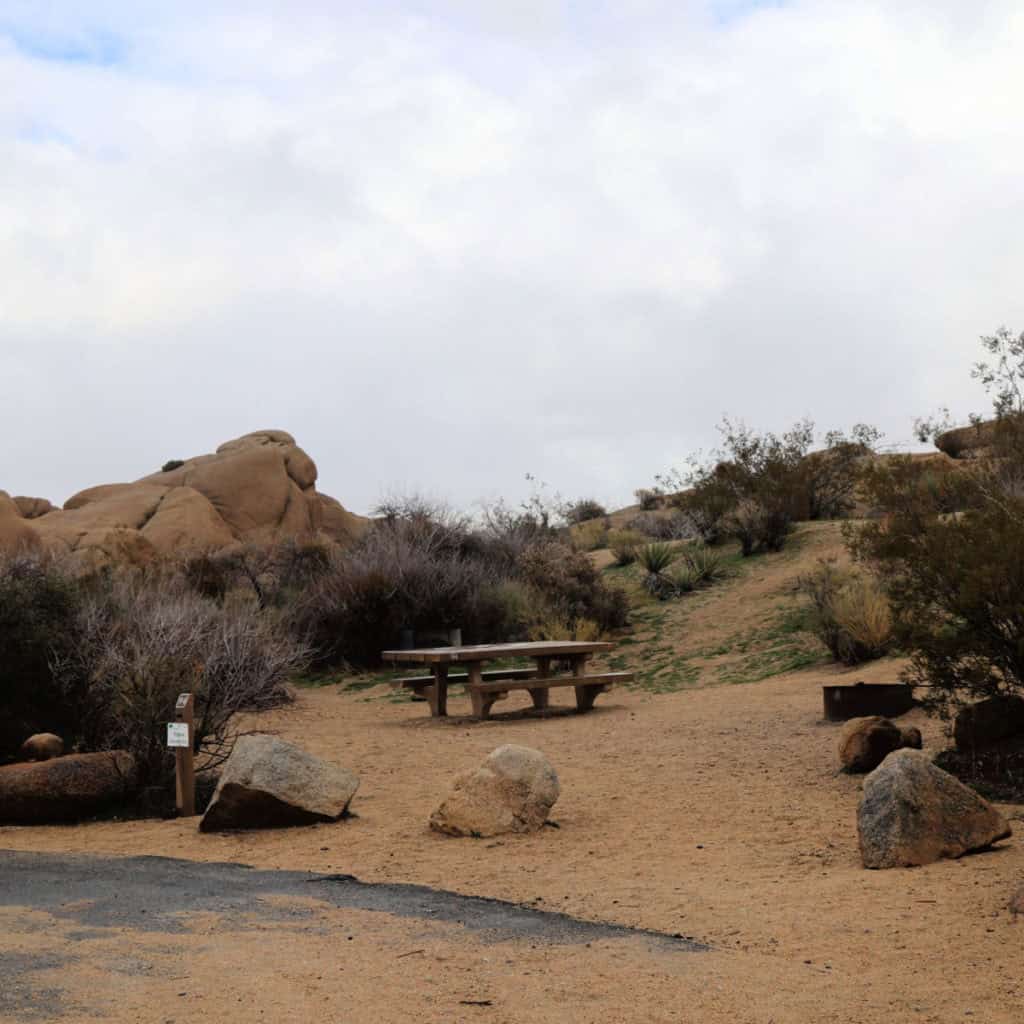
[168,692,196,817]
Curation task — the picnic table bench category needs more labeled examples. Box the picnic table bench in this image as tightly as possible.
[381,641,632,720]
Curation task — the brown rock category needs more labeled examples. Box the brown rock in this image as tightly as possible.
[200,734,359,832]
[12,497,55,519]
[140,486,235,552]
[20,733,64,761]
[0,751,138,823]
[0,490,41,554]
[430,745,560,838]
[858,749,1012,868]
[10,432,367,566]
[838,716,910,773]
[899,726,923,749]
[954,696,1024,752]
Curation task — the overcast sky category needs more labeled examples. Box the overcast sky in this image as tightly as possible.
[2,1,1021,514]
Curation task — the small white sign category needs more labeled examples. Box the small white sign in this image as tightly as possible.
[167,722,190,748]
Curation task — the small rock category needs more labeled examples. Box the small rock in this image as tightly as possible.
[429,745,559,838]
[19,733,65,762]
[858,749,1012,868]
[200,734,359,832]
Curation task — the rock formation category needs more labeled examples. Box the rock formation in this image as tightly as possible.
[1,430,366,567]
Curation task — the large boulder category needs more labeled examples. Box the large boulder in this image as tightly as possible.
[858,749,1012,868]
[200,734,359,832]
[838,716,920,773]
[0,751,138,823]
[954,696,1024,752]
[16,430,367,566]
[429,745,560,838]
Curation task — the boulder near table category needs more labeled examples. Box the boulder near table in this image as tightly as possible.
[382,641,633,719]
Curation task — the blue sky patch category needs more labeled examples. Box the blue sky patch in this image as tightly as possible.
[4,24,125,66]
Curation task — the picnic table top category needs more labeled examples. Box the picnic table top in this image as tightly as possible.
[381,640,615,665]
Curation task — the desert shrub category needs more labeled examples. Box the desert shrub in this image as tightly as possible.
[294,520,502,667]
[571,518,609,552]
[564,498,608,525]
[803,425,881,520]
[161,459,185,472]
[528,614,603,642]
[634,488,662,511]
[608,529,643,566]
[627,510,695,541]
[799,560,893,665]
[516,540,629,633]
[846,328,1024,720]
[663,418,878,555]
[54,571,309,788]
[0,553,84,759]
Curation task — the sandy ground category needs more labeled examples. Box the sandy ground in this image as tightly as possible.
[3,660,1023,1023]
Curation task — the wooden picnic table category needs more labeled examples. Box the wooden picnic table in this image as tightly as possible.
[381,640,632,720]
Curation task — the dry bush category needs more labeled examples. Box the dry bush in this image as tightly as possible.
[56,571,309,787]
[634,488,663,511]
[799,560,893,665]
[627,510,695,541]
[563,498,608,525]
[829,577,893,659]
[528,615,603,642]
[608,528,643,565]
[516,540,629,634]
[571,518,609,552]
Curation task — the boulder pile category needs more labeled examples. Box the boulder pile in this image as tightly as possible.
[1,430,366,567]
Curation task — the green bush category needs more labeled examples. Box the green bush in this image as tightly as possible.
[161,459,185,472]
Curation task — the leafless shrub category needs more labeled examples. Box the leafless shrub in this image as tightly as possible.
[55,572,309,786]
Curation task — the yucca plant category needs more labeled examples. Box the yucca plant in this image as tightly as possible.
[637,542,674,575]
[683,543,724,585]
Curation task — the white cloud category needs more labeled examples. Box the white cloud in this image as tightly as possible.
[1,1,1019,511]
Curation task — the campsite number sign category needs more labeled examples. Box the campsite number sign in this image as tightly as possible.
[166,722,190,748]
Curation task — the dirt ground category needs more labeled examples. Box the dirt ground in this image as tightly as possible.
[3,659,1023,1023]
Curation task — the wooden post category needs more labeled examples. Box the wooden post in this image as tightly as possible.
[174,692,196,817]
[429,665,449,718]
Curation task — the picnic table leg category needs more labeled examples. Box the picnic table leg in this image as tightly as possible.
[572,654,600,712]
[528,656,551,710]
[466,663,496,719]
[429,664,449,718]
